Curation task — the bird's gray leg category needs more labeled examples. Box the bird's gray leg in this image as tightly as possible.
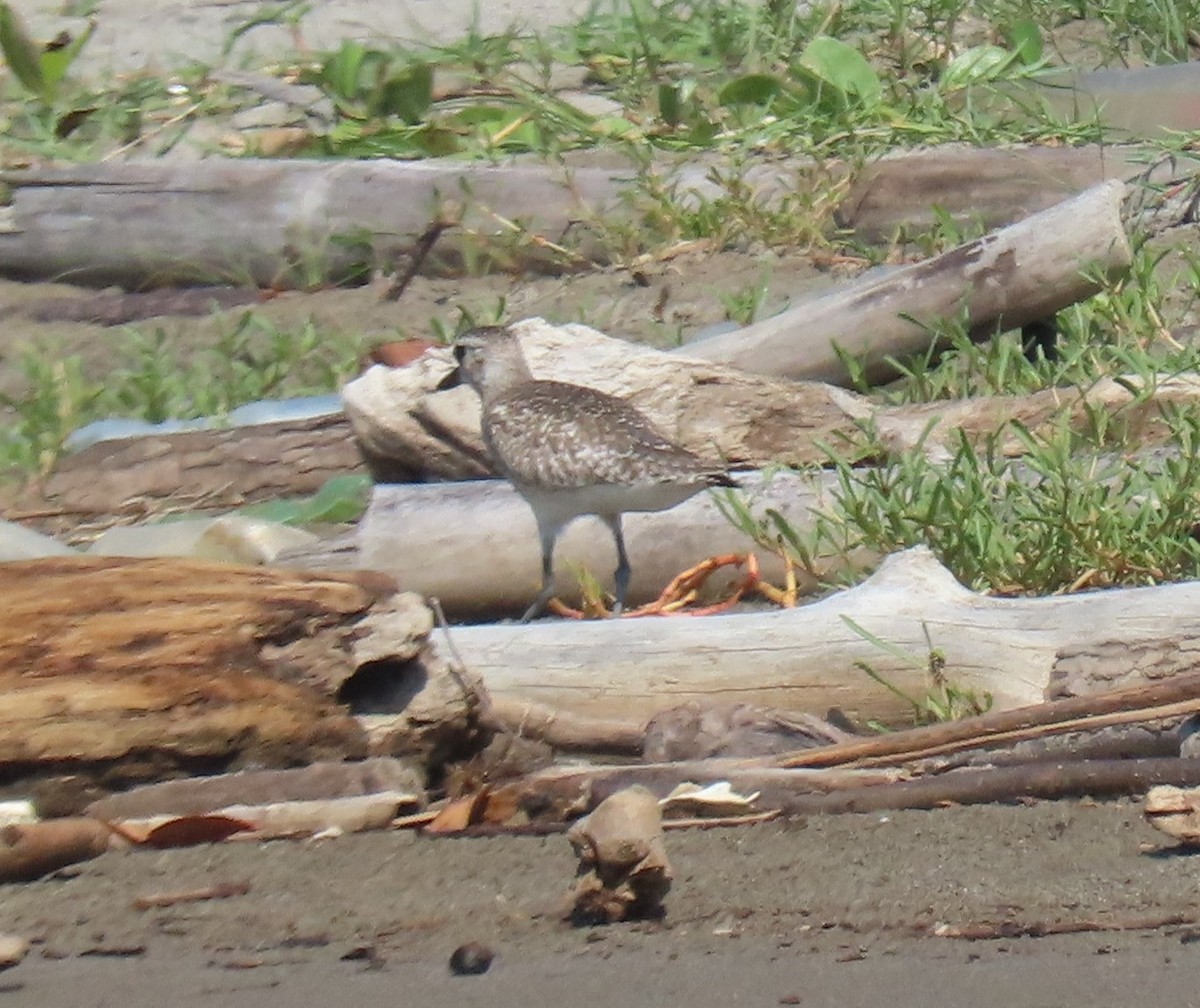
[520,518,560,623]
[600,514,631,617]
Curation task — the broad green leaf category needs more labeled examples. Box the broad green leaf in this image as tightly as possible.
[40,19,94,92]
[1005,19,1043,66]
[237,474,372,525]
[374,61,431,123]
[590,115,640,138]
[657,82,680,125]
[718,73,783,107]
[940,44,1015,89]
[0,1,47,99]
[322,40,366,101]
[798,36,880,104]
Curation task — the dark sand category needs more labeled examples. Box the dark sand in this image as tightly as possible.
[4,799,1200,1006]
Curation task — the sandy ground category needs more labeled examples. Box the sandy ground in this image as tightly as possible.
[26,0,594,76]
[5,800,1200,1005]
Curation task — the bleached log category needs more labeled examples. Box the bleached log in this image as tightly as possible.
[687,179,1135,384]
[439,547,1200,726]
[355,469,859,618]
[341,318,876,481]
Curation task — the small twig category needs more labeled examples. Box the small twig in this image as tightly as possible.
[662,809,782,830]
[101,102,204,162]
[929,911,1195,940]
[777,672,1200,770]
[382,203,461,301]
[132,880,251,910]
[428,596,495,724]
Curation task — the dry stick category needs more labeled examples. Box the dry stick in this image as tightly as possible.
[928,912,1196,940]
[773,757,1200,815]
[382,203,460,301]
[487,696,645,755]
[662,810,782,830]
[852,699,1200,769]
[775,672,1200,769]
[132,880,251,910]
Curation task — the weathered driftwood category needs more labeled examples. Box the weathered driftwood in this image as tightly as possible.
[0,146,1154,289]
[342,317,860,481]
[8,411,366,525]
[343,318,1200,483]
[0,557,475,786]
[1144,784,1200,845]
[85,757,424,821]
[778,758,1200,815]
[486,698,645,755]
[779,670,1200,769]
[566,787,672,924]
[689,179,1136,384]
[494,760,906,826]
[498,756,1200,821]
[0,819,115,883]
[835,144,1146,240]
[441,548,1200,726]
[352,469,852,617]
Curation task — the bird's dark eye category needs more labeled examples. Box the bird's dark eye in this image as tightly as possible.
[453,343,468,365]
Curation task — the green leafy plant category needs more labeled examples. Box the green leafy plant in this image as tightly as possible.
[0,313,365,474]
[842,616,993,726]
[0,1,93,106]
[236,473,373,525]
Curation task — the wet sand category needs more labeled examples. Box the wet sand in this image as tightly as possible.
[3,799,1200,1006]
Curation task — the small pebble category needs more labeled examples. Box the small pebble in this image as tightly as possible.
[0,935,29,971]
[449,942,494,976]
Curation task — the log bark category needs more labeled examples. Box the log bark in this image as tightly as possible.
[438,548,1200,726]
[0,146,1153,290]
[835,144,1142,240]
[0,556,476,787]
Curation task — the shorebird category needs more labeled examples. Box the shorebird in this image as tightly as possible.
[453,325,737,622]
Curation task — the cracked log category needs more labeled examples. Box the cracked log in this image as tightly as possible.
[688,179,1137,384]
[0,556,474,789]
[440,547,1200,727]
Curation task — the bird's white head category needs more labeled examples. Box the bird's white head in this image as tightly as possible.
[452,326,532,401]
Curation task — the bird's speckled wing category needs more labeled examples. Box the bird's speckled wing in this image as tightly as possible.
[483,381,721,489]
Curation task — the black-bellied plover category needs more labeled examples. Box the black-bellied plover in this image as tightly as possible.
[454,325,737,621]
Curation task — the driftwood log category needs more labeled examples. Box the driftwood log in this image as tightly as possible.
[342,316,1200,483]
[0,556,479,788]
[690,179,1137,383]
[0,145,1156,289]
[438,548,1200,727]
[346,469,849,616]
